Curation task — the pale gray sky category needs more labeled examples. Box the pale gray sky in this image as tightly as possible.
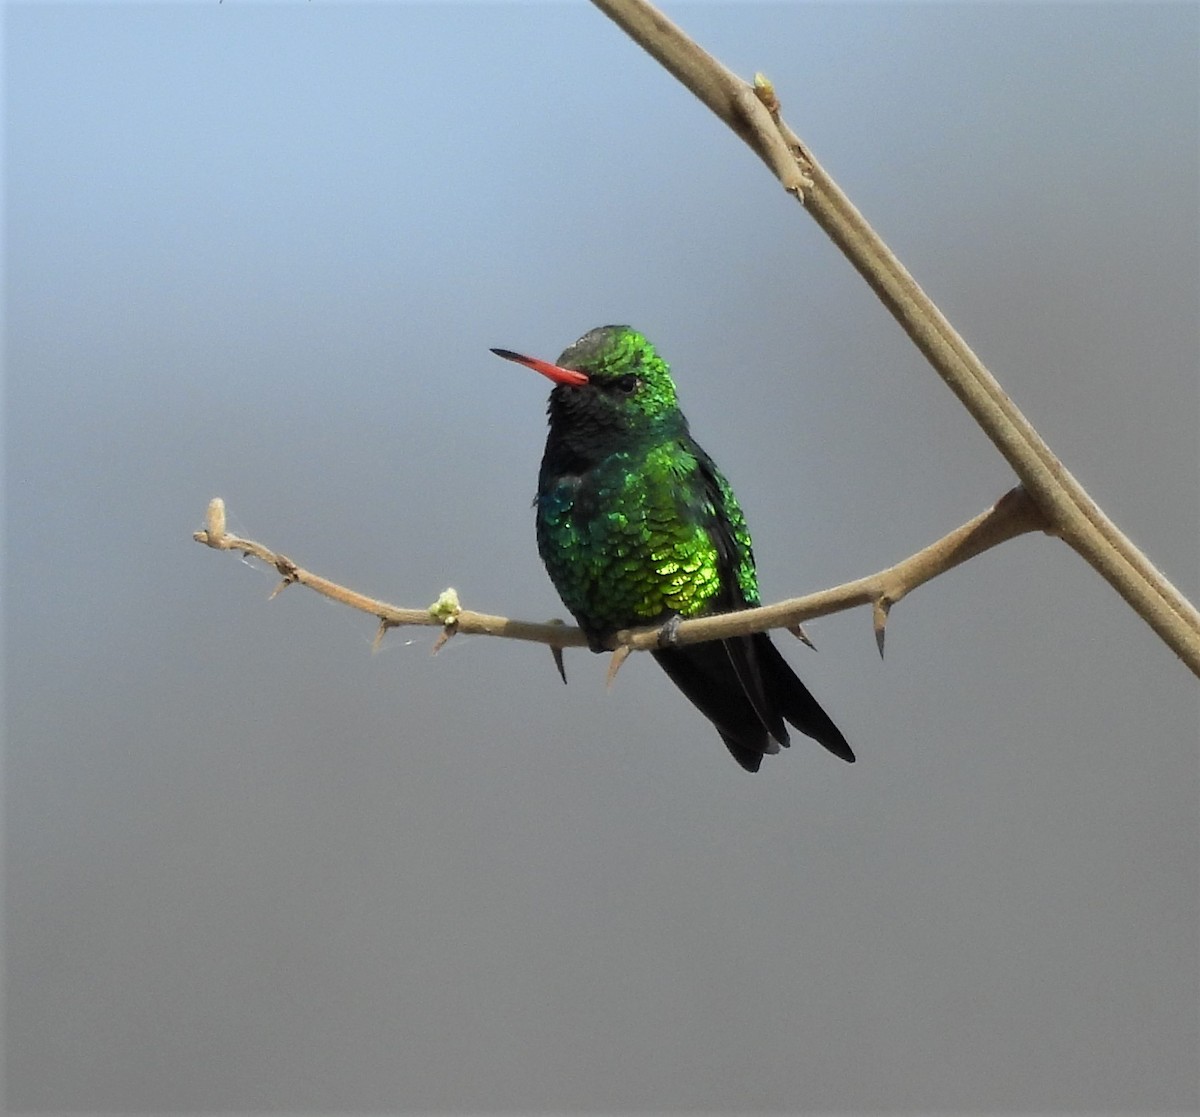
[6,2,1198,1111]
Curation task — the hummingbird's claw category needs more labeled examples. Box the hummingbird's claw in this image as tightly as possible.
[657,614,684,648]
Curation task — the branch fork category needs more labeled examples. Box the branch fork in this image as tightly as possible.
[586,0,1200,677]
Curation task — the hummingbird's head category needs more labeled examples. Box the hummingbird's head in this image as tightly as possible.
[491,326,682,436]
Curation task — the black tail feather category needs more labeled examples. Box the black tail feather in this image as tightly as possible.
[651,633,854,771]
[757,635,855,764]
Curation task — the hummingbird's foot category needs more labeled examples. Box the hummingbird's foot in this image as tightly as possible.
[657,614,684,649]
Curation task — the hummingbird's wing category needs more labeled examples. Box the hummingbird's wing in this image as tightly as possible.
[687,448,759,611]
[679,445,855,767]
[666,447,791,756]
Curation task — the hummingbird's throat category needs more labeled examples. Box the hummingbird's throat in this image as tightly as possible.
[490,348,589,387]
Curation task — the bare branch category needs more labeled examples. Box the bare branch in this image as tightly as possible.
[587,0,1200,677]
[195,500,587,650]
[194,489,1048,663]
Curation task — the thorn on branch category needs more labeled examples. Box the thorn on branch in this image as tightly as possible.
[606,645,632,688]
[266,553,300,599]
[372,618,394,653]
[544,618,569,683]
[550,644,568,685]
[789,623,817,650]
[873,598,891,658]
[430,623,457,655]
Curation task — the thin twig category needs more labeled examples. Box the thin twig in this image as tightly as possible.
[587,0,1200,678]
[194,489,1047,663]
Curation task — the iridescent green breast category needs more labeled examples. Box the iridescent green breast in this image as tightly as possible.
[536,438,760,641]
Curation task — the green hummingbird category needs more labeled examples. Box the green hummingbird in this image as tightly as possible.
[491,325,854,772]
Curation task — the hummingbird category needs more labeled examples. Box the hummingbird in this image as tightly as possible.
[491,325,854,772]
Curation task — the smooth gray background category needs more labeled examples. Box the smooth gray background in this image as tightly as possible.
[6,2,1198,1112]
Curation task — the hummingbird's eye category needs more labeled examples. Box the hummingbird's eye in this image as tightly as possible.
[615,374,640,395]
